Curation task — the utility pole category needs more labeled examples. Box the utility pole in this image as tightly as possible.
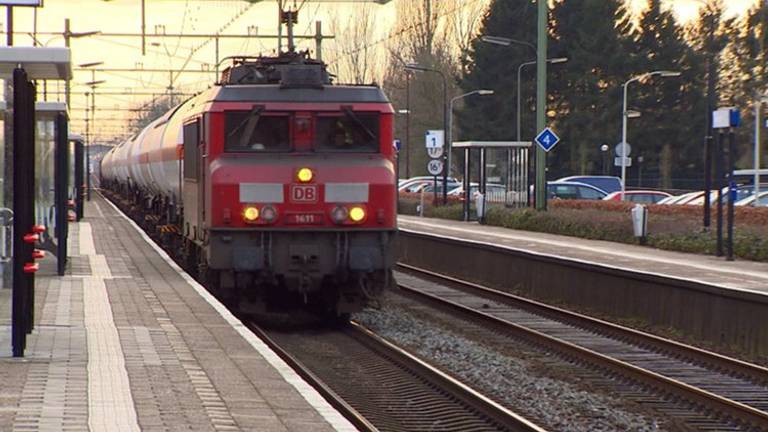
[315,21,323,61]
[141,0,146,55]
[6,6,12,46]
[535,0,548,211]
[64,19,71,109]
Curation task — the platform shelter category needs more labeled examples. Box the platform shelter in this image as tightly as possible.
[0,46,71,356]
[453,141,532,223]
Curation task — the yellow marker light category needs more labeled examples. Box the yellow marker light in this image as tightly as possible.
[297,168,313,183]
[349,206,366,223]
[243,206,260,222]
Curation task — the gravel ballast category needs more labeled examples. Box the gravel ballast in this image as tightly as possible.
[355,292,679,432]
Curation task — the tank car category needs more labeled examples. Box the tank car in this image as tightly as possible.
[101,51,396,317]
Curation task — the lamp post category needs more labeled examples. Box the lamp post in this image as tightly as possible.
[449,89,494,182]
[82,69,105,201]
[518,58,567,206]
[62,20,101,109]
[601,143,609,175]
[620,70,681,200]
[405,63,449,205]
[405,70,412,179]
[755,94,768,204]
[481,36,535,197]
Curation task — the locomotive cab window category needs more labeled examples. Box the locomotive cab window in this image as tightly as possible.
[225,109,290,152]
[316,110,379,153]
[183,120,199,180]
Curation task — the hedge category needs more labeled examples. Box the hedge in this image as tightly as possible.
[398,196,768,262]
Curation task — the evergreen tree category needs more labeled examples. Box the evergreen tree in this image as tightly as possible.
[547,0,635,178]
[629,0,707,189]
[722,3,767,167]
[457,0,537,144]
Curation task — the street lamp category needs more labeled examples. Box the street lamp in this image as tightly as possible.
[517,57,567,205]
[517,57,568,152]
[82,68,106,201]
[404,62,449,205]
[448,89,494,184]
[620,70,681,199]
[480,35,536,53]
[600,143,609,175]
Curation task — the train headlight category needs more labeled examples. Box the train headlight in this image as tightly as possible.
[349,206,366,223]
[243,206,260,223]
[297,167,313,183]
[261,205,278,223]
[330,206,348,224]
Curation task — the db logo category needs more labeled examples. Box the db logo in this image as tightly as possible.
[291,184,318,203]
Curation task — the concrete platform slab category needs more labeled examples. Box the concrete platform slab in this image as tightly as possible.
[0,194,358,431]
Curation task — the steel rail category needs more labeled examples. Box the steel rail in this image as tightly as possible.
[348,322,548,432]
[248,324,379,432]
[396,265,768,431]
[398,263,768,386]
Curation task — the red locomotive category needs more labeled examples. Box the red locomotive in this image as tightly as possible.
[101,51,396,317]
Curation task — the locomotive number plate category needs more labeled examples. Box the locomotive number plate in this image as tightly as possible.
[285,212,324,225]
[290,184,319,203]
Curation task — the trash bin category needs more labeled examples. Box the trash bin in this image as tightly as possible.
[631,204,648,244]
[475,193,485,220]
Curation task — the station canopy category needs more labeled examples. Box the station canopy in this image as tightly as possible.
[0,47,71,80]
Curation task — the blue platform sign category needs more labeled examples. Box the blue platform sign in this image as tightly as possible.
[393,139,401,153]
[535,127,560,152]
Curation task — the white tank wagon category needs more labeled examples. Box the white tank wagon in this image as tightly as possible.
[100,98,197,203]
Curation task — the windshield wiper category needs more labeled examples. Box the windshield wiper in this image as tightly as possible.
[227,106,263,146]
[342,107,376,141]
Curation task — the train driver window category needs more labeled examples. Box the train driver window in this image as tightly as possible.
[316,110,379,152]
[183,120,199,180]
[225,109,290,152]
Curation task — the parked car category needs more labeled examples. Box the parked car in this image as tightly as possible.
[547,181,608,200]
[449,183,507,203]
[402,179,461,195]
[659,191,705,205]
[554,176,622,194]
[398,176,459,192]
[685,184,768,205]
[603,190,672,204]
[735,190,768,207]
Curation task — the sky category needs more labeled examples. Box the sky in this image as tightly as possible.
[0,0,760,142]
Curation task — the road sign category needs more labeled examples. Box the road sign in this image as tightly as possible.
[427,159,444,176]
[393,139,401,153]
[614,156,632,167]
[614,142,632,157]
[427,146,444,159]
[535,127,560,152]
[425,130,444,149]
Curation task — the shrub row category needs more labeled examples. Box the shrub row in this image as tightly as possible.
[398,197,768,262]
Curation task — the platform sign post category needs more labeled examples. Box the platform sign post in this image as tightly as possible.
[11,68,36,357]
[425,130,445,205]
[713,107,740,261]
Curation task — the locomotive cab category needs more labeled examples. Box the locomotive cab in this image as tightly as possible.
[185,53,396,316]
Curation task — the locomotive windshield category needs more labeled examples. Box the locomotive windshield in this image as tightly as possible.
[225,109,290,152]
[316,110,379,153]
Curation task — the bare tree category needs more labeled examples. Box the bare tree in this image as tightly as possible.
[326,5,385,84]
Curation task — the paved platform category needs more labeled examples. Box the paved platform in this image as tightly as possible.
[399,215,768,298]
[0,194,357,432]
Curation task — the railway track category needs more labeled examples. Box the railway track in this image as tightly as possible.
[250,322,545,432]
[395,263,768,431]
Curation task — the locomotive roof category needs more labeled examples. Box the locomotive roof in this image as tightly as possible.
[207,84,390,104]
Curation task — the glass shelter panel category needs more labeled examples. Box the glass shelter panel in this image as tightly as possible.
[35,116,56,245]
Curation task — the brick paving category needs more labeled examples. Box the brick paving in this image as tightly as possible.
[0,195,355,431]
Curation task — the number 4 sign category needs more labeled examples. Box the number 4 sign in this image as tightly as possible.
[535,127,561,152]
